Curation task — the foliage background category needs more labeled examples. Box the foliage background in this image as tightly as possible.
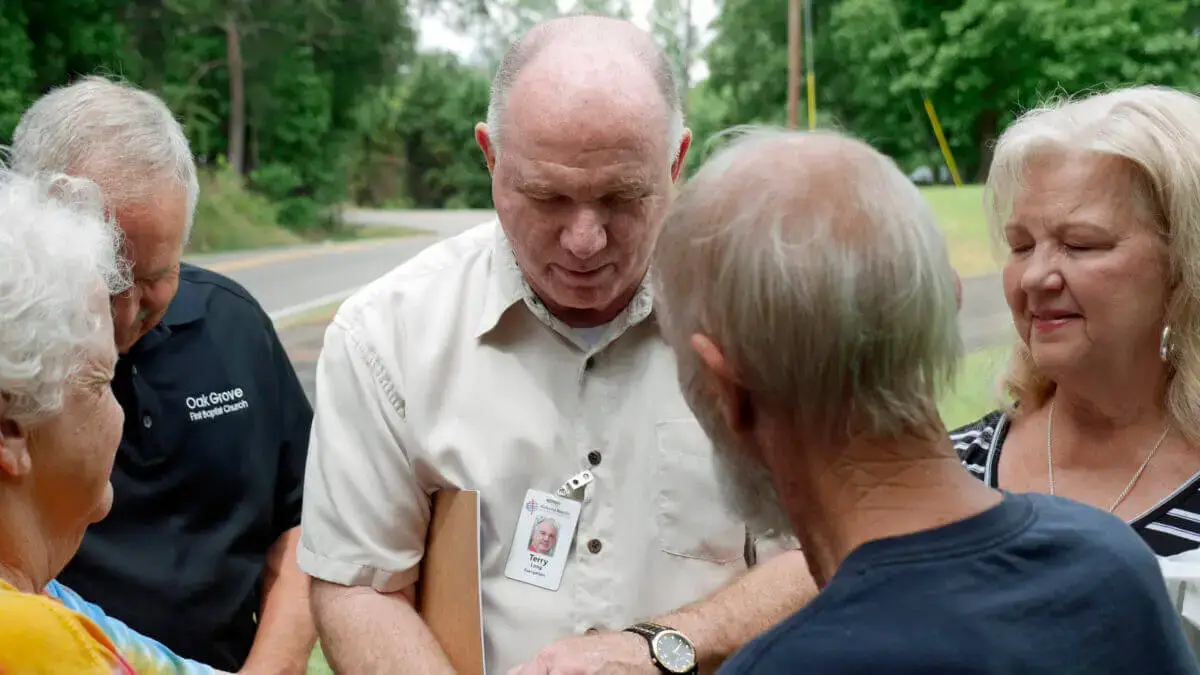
[1,0,1197,247]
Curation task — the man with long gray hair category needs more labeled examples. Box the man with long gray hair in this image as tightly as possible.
[12,76,315,674]
[299,13,809,675]
[652,128,1197,673]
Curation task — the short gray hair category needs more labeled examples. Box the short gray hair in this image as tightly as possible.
[986,85,1200,437]
[654,128,961,440]
[0,168,131,426]
[11,75,199,243]
[485,14,686,161]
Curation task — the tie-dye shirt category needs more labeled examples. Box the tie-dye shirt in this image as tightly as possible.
[42,579,216,674]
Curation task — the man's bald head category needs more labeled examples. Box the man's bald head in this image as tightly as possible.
[485,14,684,156]
[475,13,692,330]
[655,128,961,442]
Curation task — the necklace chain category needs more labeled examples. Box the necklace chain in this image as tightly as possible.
[1045,400,1171,513]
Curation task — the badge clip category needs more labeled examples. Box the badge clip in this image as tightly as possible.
[555,470,594,500]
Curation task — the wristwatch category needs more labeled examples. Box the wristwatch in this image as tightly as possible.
[623,622,698,674]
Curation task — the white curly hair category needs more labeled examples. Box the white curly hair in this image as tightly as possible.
[0,167,131,426]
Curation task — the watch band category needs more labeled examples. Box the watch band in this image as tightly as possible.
[623,622,698,675]
[625,621,666,641]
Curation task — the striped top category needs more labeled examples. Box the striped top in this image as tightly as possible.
[952,410,1200,557]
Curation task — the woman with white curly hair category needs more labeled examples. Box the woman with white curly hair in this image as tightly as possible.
[0,168,135,672]
[953,85,1200,557]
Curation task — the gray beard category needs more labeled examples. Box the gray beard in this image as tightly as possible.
[678,355,796,540]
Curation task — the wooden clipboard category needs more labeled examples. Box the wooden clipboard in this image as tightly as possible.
[417,489,485,675]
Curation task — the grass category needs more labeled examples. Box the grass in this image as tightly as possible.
[187,169,423,255]
[920,185,997,277]
[187,168,304,254]
[308,645,332,675]
[938,344,1012,429]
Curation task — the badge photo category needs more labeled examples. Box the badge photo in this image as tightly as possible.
[504,489,581,592]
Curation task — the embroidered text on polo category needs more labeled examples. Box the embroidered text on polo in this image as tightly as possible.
[186,387,251,422]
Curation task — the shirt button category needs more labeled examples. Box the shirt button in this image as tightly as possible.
[131,366,138,376]
[587,450,602,466]
[587,539,602,554]
[142,415,153,429]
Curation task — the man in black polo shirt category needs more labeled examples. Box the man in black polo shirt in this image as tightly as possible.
[13,77,316,674]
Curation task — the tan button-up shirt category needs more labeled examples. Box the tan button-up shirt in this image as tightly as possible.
[299,221,785,673]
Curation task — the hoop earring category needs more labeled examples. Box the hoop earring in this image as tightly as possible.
[1161,325,1174,363]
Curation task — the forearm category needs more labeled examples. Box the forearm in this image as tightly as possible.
[654,550,815,669]
[242,529,316,675]
[310,579,455,675]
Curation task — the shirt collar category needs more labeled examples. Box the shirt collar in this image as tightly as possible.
[475,222,528,338]
[474,221,656,347]
[161,264,206,328]
[126,267,206,357]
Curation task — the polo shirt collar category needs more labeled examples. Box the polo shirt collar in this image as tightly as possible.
[126,270,206,356]
[475,220,656,343]
[161,271,206,328]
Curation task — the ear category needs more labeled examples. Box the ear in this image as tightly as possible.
[0,403,32,478]
[475,122,497,174]
[689,332,754,434]
[671,129,693,184]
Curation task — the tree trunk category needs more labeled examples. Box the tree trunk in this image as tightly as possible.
[974,107,999,183]
[224,12,246,175]
[247,122,259,175]
[787,0,800,129]
[680,0,693,118]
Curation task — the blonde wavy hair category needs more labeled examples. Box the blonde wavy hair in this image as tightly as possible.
[986,86,1200,438]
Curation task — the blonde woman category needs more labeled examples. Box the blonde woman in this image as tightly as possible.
[953,85,1200,557]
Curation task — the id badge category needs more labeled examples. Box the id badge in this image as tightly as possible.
[503,489,582,591]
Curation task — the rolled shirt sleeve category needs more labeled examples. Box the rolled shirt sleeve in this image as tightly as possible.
[297,316,430,593]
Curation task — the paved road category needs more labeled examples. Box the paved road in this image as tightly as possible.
[960,273,1013,351]
[186,208,1013,401]
[185,209,492,322]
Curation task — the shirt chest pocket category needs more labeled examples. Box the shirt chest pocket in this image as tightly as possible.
[653,419,746,564]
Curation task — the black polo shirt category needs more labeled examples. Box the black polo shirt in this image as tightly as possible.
[57,262,312,671]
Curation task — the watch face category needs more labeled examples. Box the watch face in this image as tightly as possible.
[653,631,696,673]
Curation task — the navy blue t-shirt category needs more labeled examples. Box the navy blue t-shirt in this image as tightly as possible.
[719,493,1198,674]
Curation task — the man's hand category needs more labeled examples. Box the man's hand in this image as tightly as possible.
[506,631,655,675]
[240,528,315,675]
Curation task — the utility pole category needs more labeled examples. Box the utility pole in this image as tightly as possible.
[787,0,800,129]
[804,0,815,129]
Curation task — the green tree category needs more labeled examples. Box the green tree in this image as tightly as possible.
[926,0,1200,179]
[568,0,633,18]
[649,0,697,116]
[0,4,35,141]
[705,0,1200,181]
[351,51,493,209]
